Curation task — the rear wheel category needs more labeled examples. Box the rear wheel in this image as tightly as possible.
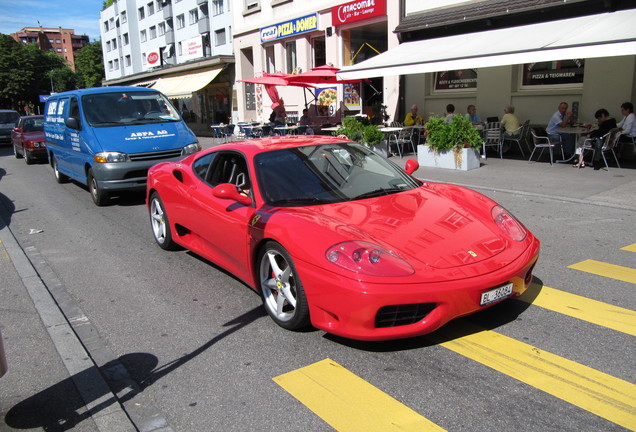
[149,192,179,250]
[88,168,109,206]
[258,241,310,330]
[52,155,68,183]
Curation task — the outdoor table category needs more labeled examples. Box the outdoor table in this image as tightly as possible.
[274,125,298,136]
[241,124,262,138]
[320,126,339,135]
[556,125,591,163]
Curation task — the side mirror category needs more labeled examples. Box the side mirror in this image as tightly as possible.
[212,183,252,206]
[12,127,22,133]
[405,158,419,175]
[65,117,80,130]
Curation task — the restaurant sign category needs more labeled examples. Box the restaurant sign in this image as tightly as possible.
[522,60,585,87]
[332,0,386,26]
[434,70,477,91]
[260,13,319,43]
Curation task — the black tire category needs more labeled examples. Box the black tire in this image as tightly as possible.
[149,192,179,250]
[52,155,68,183]
[258,241,310,330]
[88,168,109,206]
[24,150,33,165]
[14,145,22,159]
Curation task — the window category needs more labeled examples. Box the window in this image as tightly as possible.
[142,53,147,64]
[125,55,131,66]
[121,11,127,24]
[212,0,224,15]
[159,22,166,36]
[57,48,62,52]
[108,60,113,71]
[215,28,226,46]
[113,58,119,70]
[112,38,117,49]
[140,30,147,42]
[312,37,326,68]
[177,14,185,29]
[123,33,129,45]
[103,21,109,32]
[286,41,296,74]
[150,26,157,39]
[56,39,61,43]
[189,8,198,25]
[244,1,259,12]
[265,45,275,73]
[106,40,111,51]
[147,1,154,15]
[138,7,145,20]
[156,0,163,11]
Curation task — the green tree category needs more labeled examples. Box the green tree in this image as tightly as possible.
[75,41,104,88]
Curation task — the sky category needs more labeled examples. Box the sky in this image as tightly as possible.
[0,0,103,42]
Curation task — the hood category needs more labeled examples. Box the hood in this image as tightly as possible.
[0,122,16,130]
[90,122,196,153]
[292,186,506,269]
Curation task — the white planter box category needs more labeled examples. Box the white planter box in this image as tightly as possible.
[417,145,481,171]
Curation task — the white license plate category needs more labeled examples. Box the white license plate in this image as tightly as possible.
[480,283,513,306]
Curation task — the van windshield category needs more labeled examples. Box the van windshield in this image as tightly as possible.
[81,91,181,126]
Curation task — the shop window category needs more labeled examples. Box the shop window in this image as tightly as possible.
[286,41,296,74]
[312,37,326,68]
[520,60,585,89]
[265,45,275,73]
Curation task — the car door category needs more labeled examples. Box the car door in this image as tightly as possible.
[186,151,257,283]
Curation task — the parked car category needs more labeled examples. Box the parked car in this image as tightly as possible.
[44,87,200,206]
[12,115,46,164]
[0,109,20,145]
[146,136,540,341]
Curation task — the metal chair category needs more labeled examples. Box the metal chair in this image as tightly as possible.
[580,128,621,171]
[482,122,503,158]
[502,119,530,157]
[211,125,231,143]
[529,127,564,165]
[388,127,417,157]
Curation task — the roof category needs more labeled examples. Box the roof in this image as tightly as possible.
[47,86,159,98]
[210,135,353,155]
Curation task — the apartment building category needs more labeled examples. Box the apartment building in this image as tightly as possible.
[101,0,234,135]
[11,26,90,72]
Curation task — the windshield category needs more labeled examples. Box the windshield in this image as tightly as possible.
[0,111,20,124]
[255,143,422,206]
[81,91,181,126]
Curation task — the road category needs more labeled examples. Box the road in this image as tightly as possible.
[0,145,634,432]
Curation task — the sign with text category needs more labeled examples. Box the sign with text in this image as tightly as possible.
[434,70,477,91]
[522,60,585,86]
[332,0,386,26]
[260,13,319,43]
[182,35,204,62]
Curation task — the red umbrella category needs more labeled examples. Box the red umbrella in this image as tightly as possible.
[239,73,315,109]
[286,65,365,84]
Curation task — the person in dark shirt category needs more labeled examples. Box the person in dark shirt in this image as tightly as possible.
[574,108,617,169]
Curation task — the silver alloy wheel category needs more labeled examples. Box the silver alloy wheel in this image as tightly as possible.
[150,197,167,245]
[260,249,298,323]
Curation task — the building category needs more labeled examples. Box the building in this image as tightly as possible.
[100,0,234,135]
[11,26,90,72]
[339,0,636,139]
[233,0,398,126]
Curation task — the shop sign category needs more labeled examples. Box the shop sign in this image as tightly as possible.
[147,51,160,65]
[260,13,319,43]
[343,83,361,109]
[315,87,337,117]
[332,0,386,26]
[182,35,204,61]
[434,70,477,91]
[522,60,585,87]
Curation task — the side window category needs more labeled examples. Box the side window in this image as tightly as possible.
[192,152,217,180]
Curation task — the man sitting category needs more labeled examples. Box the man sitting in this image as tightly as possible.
[404,104,423,126]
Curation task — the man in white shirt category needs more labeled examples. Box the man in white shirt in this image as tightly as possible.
[617,102,635,158]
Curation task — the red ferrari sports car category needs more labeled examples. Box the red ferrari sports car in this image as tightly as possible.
[147,135,539,341]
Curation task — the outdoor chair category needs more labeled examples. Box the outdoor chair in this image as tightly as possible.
[482,122,503,158]
[529,127,564,165]
[388,127,417,157]
[502,119,530,157]
[211,124,232,143]
[579,128,621,171]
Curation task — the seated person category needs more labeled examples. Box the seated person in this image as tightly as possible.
[547,102,574,155]
[445,104,455,124]
[404,104,423,126]
[298,108,313,135]
[574,108,617,169]
[501,105,521,137]
[617,101,635,145]
[465,105,482,125]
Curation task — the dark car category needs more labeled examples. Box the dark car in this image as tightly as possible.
[12,115,46,164]
[0,109,20,144]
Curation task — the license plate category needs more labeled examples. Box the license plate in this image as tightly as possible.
[480,283,513,306]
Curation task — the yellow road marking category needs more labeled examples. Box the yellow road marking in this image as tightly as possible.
[273,358,446,432]
[621,243,636,252]
[430,322,636,431]
[568,259,636,284]
[519,285,636,336]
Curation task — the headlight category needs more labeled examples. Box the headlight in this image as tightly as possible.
[325,241,414,277]
[491,205,527,241]
[94,152,129,163]
[182,143,201,156]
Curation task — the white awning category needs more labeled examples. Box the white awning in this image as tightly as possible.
[337,9,636,80]
[151,67,223,99]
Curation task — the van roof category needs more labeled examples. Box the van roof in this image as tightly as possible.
[47,86,158,98]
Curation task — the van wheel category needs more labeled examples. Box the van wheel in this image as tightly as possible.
[52,156,68,183]
[88,168,109,206]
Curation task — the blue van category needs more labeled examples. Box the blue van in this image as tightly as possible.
[44,86,200,205]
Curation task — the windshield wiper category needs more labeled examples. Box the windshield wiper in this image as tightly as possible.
[271,197,333,206]
[354,187,404,200]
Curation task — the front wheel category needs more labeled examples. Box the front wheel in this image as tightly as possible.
[88,168,109,206]
[24,150,33,165]
[258,241,310,330]
[149,192,179,250]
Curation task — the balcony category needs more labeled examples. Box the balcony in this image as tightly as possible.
[197,16,210,34]
[162,3,172,19]
[164,29,174,44]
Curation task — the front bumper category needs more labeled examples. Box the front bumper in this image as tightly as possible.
[91,156,183,192]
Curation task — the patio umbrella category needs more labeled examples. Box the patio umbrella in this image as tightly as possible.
[239,73,314,108]
[286,65,365,85]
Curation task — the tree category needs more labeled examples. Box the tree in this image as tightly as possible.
[75,41,105,89]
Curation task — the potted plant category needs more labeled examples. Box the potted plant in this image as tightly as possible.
[335,117,387,155]
[419,114,483,170]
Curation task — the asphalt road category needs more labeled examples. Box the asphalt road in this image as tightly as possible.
[0,144,634,432]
